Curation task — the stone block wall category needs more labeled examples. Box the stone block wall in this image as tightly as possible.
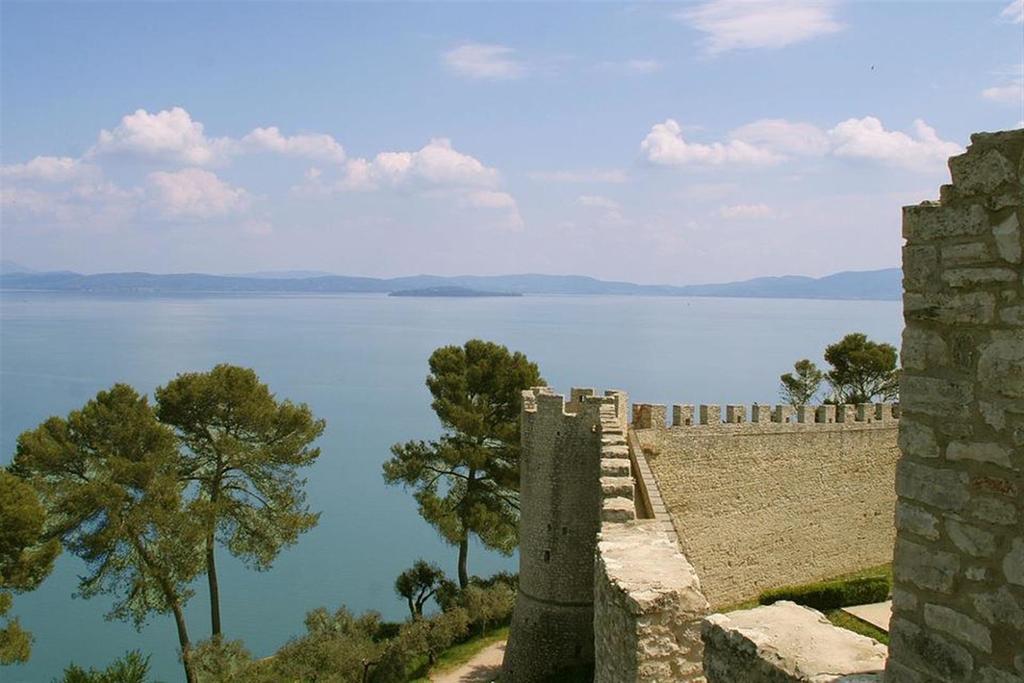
[887,130,1024,682]
[635,403,899,607]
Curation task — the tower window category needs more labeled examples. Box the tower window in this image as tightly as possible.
[543,550,551,563]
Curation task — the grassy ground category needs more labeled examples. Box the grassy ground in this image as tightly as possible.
[721,563,892,644]
[407,626,509,682]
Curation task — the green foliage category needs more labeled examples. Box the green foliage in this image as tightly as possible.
[0,469,60,664]
[394,560,450,619]
[779,359,824,406]
[758,575,892,611]
[191,636,253,683]
[56,650,151,683]
[459,583,515,636]
[12,385,202,682]
[823,333,899,404]
[384,340,543,586]
[155,364,324,635]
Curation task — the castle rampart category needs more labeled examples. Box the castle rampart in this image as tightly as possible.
[634,401,900,608]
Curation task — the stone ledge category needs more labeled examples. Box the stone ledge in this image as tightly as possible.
[702,601,887,682]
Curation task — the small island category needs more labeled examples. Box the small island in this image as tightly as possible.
[388,286,522,298]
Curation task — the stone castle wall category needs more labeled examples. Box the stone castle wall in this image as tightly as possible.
[887,130,1024,682]
[634,402,900,608]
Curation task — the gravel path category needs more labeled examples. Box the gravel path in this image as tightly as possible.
[430,640,506,683]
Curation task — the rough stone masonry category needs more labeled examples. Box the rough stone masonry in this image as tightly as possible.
[888,129,1024,682]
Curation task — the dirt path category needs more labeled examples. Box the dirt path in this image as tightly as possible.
[430,640,506,683]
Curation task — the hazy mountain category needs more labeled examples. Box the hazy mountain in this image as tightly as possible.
[0,268,901,301]
[0,259,37,274]
[231,270,339,279]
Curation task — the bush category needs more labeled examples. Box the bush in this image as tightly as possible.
[56,651,151,683]
[758,575,891,611]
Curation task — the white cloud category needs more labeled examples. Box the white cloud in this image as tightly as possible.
[1001,0,1023,23]
[578,195,621,210]
[730,119,830,156]
[241,127,346,163]
[640,119,781,166]
[443,43,526,80]
[0,156,100,183]
[719,203,774,219]
[678,0,843,54]
[91,107,233,165]
[828,117,962,171]
[527,168,628,183]
[147,168,249,219]
[463,190,517,209]
[341,138,500,191]
[982,81,1024,105]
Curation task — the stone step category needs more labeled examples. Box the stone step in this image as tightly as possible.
[601,476,634,499]
[602,444,629,458]
[601,497,635,523]
[601,459,631,477]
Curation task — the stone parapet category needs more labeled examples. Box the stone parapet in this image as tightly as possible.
[701,601,887,682]
[632,402,898,429]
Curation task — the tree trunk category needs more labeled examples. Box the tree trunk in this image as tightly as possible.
[408,596,417,619]
[206,532,222,637]
[170,598,198,683]
[457,537,469,589]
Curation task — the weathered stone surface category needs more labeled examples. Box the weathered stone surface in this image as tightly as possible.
[902,327,950,371]
[893,538,959,593]
[904,245,938,291]
[898,419,938,458]
[942,241,992,265]
[945,518,997,557]
[993,212,1023,263]
[888,617,975,682]
[977,666,1024,683]
[923,603,992,653]
[943,267,1018,288]
[905,291,996,324]
[947,441,1013,468]
[978,338,1024,398]
[900,376,974,417]
[968,496,1019,526]
[702,602,886,683]
[903,203,987,240]
[896,460,969,511]
[972,586,1024,630]
[895,501,940,540]
[949,147,1017,195]
[1004,538,1024,586]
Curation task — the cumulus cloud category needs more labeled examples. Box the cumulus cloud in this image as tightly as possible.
[90,107,233,165]
[241,127,346,163]
[982,81,1024,105]
[147,168,250,219]
[463,190,517,209]
[643,116,961,172]
[0,156,100,183]
[341,138,500,191]
[1001,0,1023,23]
[528,168,628,183]
[828,117,962,171]
[730,119,831,156]
[443,43,526,80]
[640,119,782,166]
[678,0,843,54]
[719,203,774,219]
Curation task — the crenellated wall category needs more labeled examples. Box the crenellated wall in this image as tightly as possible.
[634,401,900,608]
[887,130,1024,682]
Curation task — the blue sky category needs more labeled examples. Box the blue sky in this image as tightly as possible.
[2,1,1022,283]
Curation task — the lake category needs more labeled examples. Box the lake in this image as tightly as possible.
[0,292,902,681]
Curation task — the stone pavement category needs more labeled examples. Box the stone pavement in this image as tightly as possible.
[843,601,892,632]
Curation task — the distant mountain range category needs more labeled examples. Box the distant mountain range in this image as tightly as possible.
[0,267,902,301]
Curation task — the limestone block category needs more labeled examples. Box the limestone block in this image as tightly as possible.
[900,375,974,418]
[1004,538,1024,586]
[945,518,997,557]
[903,203,987,240]
[893,538,959,593]
[816,405,836,423]
[905,291,996,325]
[751,403,771,423]
[701,602,887,683]
[942,241,992,265]
[673,404,695,426]
[972,586,1024,630]
[942,267,1017,288]
[899,419,939,458]
[946,441,1013,468]
[725,405,746,423]
[948,147,1017,195]
[896,460,970,511]
[887,617,974,682]
[895,501,940,540]
[968,496,1018,526]
[902,326,950,371]
[923,603,992,653]
[978,338,1024,399]
[796,405,814,423]
[993,212,1022,263]
[602,497,635,523]
[700,404,721,425]
[904,245,938,291]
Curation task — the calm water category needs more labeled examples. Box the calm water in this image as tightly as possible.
[0,292,902,682]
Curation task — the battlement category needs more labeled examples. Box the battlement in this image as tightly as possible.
[522,386,628,426]
[632,401,899,429]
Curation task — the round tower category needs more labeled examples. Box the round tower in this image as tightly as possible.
[502,387,609,682]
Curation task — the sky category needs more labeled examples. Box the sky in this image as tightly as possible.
[1,1,1022,284]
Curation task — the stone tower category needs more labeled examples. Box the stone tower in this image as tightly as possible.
[502,387,626,682]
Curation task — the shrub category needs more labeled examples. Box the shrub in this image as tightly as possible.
[758,575,891,611]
